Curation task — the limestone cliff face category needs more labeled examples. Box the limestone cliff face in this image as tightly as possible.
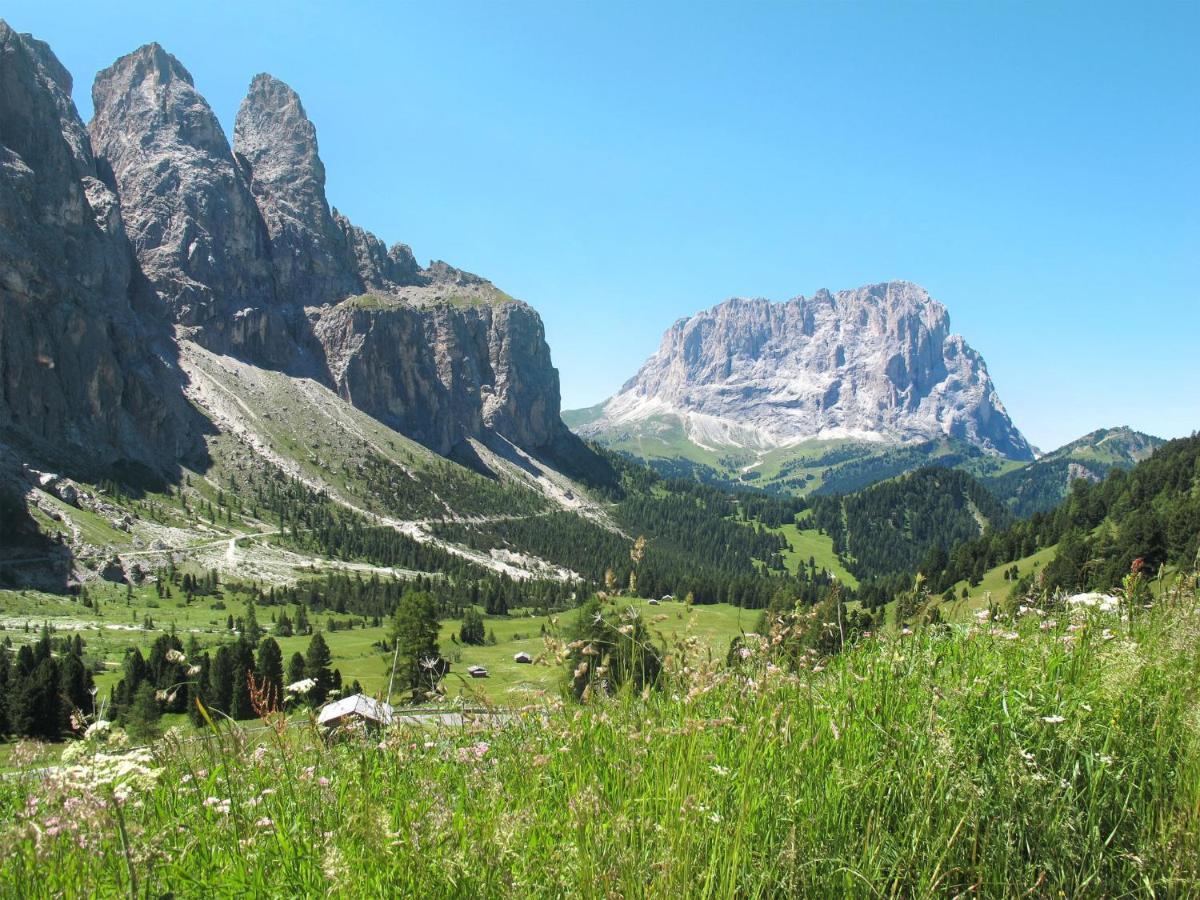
[232,74,363,307]
[315,285,564,456]
[1,27,571,472]
[0,23,197,471]
[88,38,565,459]
[584,282,1032,459]
[88,44,307,367]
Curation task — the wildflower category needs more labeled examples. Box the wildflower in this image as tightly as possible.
[1041,715,1065,725]
[900,627,913,637]
[186,665,202,676]
[711,764,730,777]
[165,649,186,664]
[318,776,331,787]
[255,817,273,830]
[286,678,317,695]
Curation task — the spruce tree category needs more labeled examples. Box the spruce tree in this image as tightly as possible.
[209,646,235,715]
[459,607,486,645]
[390,590,441,699]
[287,652,306,685]
[59,651,93,718]
[13,658,65,739]
[304,632,333,705]
[126,683,162,743]
[230,638,256,720]
[254,637,284,712]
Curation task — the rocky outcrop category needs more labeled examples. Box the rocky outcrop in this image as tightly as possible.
[0,22,198,472]
[232,74,363,307]
[89,44,303,366]
[583,282,1033,459]
[315,286,564,455]
[3,26,568,477]
[228,70,563,454]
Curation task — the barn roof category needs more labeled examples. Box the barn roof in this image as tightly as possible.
[317,693,395,726]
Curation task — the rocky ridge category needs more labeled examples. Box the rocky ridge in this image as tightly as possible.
[0,23,200,473]
[579,282,1033,460]
[1,25,568,479]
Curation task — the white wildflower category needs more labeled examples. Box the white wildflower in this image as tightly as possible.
[286,678,317,695]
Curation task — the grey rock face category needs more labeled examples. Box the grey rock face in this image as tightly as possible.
[3,28,569,474]
[0,22,197,471]
[89,44,296,364]
[586,282,1033,459]
[233,74,362,307]
[315,288,564,455]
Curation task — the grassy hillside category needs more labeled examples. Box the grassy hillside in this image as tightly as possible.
[775,522,859,588]
[808,467,1010,582]
[984,427,1164,518]
[5,583,1196,895]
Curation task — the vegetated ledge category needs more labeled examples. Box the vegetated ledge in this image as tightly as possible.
[331,282,519,313]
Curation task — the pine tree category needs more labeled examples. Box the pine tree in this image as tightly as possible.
[209,646,235,715]
[304,632,333,705]
[13,658,65,739]
[244,598,262,644]
[254,637,284,712]
[59,651,93,719]
[126,683,162,743]
[287,652,306,685]
[230,638,255,720]
[390,590,441,699]
[459,607,486,645]
[0,648,10,736]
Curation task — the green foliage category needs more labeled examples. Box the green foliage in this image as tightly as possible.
[124,682,162,744]
[564,598,663,700]
[932,434,1200,597]
[304,633,334,706]
[810,467,1010,582]
[5,589,1198,894]
[459,607,486,646]
[254,638,284,712]
[388,590,442,702]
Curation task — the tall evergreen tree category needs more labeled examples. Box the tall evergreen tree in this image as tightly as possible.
[209,646,235,716]
[254,637,284,712]
[304,632,333,705]
[230,638,256,720]
[13,658,65,739]
[287,652,306,685]
[459,607,486,645]
[390,590,441,700]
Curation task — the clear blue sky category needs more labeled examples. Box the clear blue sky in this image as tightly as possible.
[7,1,1197,450]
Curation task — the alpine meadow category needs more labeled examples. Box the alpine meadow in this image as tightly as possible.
[0,4,1197,898]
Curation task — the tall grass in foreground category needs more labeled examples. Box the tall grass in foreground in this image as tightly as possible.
[1,586,1198,897]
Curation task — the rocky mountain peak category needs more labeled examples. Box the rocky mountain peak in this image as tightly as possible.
[585,281,1033,460]
[233,72,363,308]
[0,22,200,472]
[90,42,298,364]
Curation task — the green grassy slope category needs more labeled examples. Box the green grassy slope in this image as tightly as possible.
[775,522,858,588]
[7,589,1197,895]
